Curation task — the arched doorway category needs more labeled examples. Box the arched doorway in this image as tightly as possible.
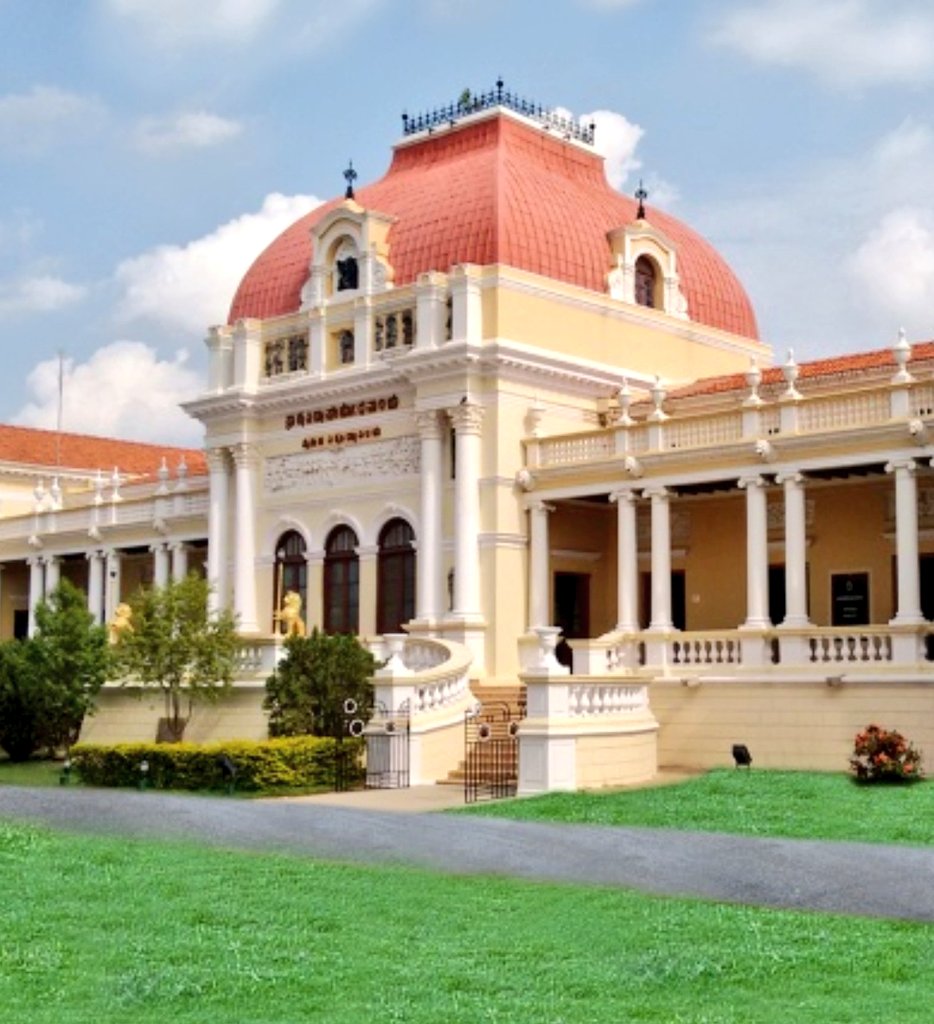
[377,518,415,634]
[324,525,359,634]
[273,530,307,632]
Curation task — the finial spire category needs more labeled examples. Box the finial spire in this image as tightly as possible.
[343,159,357,200]
[635,179,648,219]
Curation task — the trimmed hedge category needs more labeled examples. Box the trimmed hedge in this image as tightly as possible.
[71,736,364,792]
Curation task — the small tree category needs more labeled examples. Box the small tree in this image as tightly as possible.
[113,574,238,742]
[0,580,110,761]
[265,629,377,739]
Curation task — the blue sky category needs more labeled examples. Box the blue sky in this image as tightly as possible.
[3,0,934,444]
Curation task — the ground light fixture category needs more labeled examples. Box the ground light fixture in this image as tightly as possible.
[138,759,150,791]
[732,744,752,768]
[59,757,72,785]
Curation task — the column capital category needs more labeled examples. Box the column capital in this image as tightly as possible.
[737,473,768,490]
[448,402,484,434]
[41,553,60,566]
[230,442,260,468]
[204,446,230,473]
[609,488,639,506]
[414,409,444,440]
[775,471,805,487]
[642,485,670,501]
[26,555,44,568]
[355,544,379,560]
[886,458,917,476]
[526,499,555,514]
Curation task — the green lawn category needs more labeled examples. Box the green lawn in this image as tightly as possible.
[0,757,68,787]
[0,820,930,1024]
[462,769,934,845]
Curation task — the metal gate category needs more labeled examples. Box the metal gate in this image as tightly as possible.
[464,701,521,803]
[361,700,411,789]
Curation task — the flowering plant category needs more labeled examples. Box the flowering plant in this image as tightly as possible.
[850,724,923,784]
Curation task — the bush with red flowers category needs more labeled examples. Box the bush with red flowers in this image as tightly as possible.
[850,724,924,783]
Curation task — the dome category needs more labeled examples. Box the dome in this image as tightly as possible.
[229,110,758,340]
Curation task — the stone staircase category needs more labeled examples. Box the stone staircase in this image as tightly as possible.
[437,682,526,785]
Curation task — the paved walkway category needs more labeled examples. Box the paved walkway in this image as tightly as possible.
[1,784,932,922]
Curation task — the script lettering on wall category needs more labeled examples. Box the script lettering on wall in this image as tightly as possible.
[285,394,399,430]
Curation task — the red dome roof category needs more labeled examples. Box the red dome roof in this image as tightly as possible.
[229,113,758,340]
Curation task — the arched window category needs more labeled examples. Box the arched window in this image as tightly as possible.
[634,255,658,309]
[339,330,355,365]
[274,531,306,631]
[377,518,415,634]
[336,255,359,292]
[324,525,359,634]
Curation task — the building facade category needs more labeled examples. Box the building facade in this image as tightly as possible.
[2,86,932,787]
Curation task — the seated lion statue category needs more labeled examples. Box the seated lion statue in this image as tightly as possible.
[108,602,134,644]
[274,590,306,638]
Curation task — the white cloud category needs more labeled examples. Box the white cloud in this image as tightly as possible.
[848,208,934,328]
[13,342,203,446]
[106,0,281,47]
[0,276,87,316]
[114,192,321,335]
[709,0,934,88]
[135,112,243,155]
[0,86,106,155]
[582,109,643,190]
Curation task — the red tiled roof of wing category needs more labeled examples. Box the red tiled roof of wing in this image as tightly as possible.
[229,114,759,339]
[665,341,934,402]
[0,424,206,477]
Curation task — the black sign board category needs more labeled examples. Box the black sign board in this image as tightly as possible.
[831,572,869,626]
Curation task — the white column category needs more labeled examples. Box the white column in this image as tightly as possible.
[43,555,60,598]
[152,542,170,589]
[27,556,44,637]
[205,447,230,616]
[232,443,259,633]
[739,474,771,629]
[104,549,121,625]
[644,486,672,630]
[415,410,444,622]
[170,541,189,582]
[86,550,104,624]
[612,489,639,632]
[888,459,923,624]
[449,402,483,620]
[527,499,553,630]
[778,472,809,626]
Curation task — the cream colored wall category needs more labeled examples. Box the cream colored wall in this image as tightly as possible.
[0,562,28,638]
[651,677,934,772]
[549,503,615,637]
[682,495,748,630]
[574,726,658,789]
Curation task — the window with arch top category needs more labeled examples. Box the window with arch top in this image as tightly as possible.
[324,525,359,634]
[377,518,415,634]
[634,255,658,309]
[274,530,307,631]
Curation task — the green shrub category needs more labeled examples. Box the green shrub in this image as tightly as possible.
[70,736,363,792]
[850,724,924,784]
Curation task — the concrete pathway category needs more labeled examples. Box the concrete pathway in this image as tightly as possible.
[1,785,932,922]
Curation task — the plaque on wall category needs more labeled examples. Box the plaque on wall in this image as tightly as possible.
[831,572,869,626]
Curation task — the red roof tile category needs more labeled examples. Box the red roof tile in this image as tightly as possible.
[229,114,759,339]
[0,424,206,477]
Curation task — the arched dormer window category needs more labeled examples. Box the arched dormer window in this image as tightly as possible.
[635,256,658,309]
[333,238,360,295]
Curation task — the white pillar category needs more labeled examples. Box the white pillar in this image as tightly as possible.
[888,459,923,624]
[152,542,170,589]
[86,550,104,624]
[43,555,60,598]
[170,541,189,582]
[104,549,121,625]
[27,556,44,637]
[527,499,553,630]
[644,486,672,630]
[205,447,230,616]
[612,489,640,632]
[415,410,444,622]
[232,443,259,632]
[739,474,771,629]
[449,402,483,619]
[778,472,809,626]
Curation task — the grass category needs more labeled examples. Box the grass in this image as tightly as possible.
[0,821,930,1024]
[461,769,934,846]
[0,757,68,788]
